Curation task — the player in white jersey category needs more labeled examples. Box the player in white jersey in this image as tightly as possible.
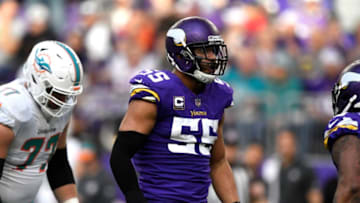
[0,41,83,203]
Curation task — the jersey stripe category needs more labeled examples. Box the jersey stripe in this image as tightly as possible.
[56,42,81,86]
[324,124,358,149]
[328,124,358,135]
[324,136,329,149]
[131,88,160,102]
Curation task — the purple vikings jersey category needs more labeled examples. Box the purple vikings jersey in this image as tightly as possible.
[324,112,360,150]
[128,69,233,202]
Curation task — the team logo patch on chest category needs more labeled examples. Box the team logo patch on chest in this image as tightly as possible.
[37,128,56,134]
[173,96,185,110]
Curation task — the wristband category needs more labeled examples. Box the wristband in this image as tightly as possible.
[63,197,79,203]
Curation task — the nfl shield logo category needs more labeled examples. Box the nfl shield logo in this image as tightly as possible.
[195,98,201,107]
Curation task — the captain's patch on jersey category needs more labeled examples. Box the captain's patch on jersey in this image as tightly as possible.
[173,96,185,110]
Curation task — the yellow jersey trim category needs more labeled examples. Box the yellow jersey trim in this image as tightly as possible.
[324,136,329,149]
[130,88,160,102]
[324,124,358,149]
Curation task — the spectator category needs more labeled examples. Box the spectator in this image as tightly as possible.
[15,3,57,67]
[208,139,266,203]
[0,0,24,82]
[348,23,360,62]
[222,46,266,145]
[262,51,303,129]
[249,178,268,203]
[76,144,117,203]
[79,0,112,64]
[262,128,323,203]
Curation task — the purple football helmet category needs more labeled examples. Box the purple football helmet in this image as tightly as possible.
[166,16,228,83]
[332,60,360,115]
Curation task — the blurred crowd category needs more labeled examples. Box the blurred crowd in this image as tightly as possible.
[1,0,359,202]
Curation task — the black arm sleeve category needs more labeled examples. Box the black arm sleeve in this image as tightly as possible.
[46,148,75,190]
[0,163,2,202]
[109,131,148,203]
[0,159,3,203]
[0,158,4,180]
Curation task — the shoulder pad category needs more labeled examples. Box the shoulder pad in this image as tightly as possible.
[213,78,234,107]
[324,112,360,150]
[0,82,32,122]
[129,69,173,103]
[213,78,233,95]
[130,69,172,87]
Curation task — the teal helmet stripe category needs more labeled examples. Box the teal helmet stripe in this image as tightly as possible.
[56,42,81,86]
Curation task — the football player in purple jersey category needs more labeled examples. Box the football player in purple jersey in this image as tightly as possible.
[324,60,360,202]
[110,16,240,203]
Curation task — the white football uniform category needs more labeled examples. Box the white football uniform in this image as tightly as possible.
[0,79,71,203]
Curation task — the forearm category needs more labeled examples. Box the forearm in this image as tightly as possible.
[0,158,3,203]
[334,184,360,203]
[211,158,239,203]
[110,131,147,202]
[53,184,78,203]
[47,148,78,202]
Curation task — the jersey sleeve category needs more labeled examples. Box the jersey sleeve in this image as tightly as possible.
[214,78,234,109]
[323,112,360,151]
[0,85,32,132]
[128,69,167,106]
[0,103,16,129]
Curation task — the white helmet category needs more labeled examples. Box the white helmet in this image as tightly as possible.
[23,40,84,117]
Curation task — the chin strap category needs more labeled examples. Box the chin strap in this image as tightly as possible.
[193,69,216,84]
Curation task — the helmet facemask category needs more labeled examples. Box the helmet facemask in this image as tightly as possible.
[42,82,79,117]
[27,71,82,117]
[331,82,340,115]
[177,38,228,84]
[189,42,227,74]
